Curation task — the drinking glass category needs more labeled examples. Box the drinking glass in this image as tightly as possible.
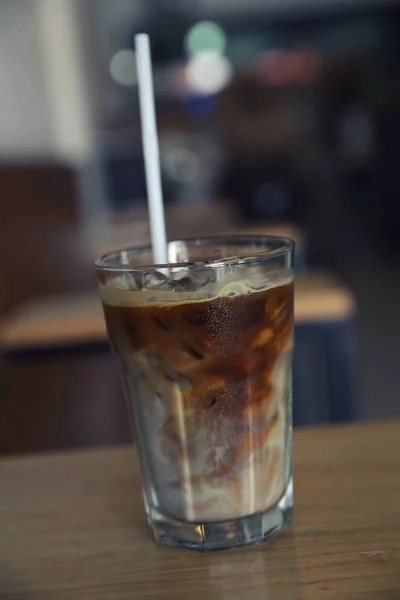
[95,236,294,550]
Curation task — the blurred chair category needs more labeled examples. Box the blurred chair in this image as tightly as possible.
[0,271,360,455]
[0,162,93,319]
[0,162,107,455]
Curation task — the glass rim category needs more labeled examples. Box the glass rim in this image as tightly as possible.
[94,235,295,273]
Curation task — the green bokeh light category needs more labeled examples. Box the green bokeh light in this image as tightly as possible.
[184,21,227,56]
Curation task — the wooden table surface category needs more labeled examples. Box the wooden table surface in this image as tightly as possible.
[1,420,399,599]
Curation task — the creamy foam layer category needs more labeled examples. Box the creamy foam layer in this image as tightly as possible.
[99,269,293,308]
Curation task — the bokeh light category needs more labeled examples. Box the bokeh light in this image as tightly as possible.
[186,52,233,96]
[109,49,137,87]
[256,49,322,86]
[184,21,226,56]
[163,147,200,183]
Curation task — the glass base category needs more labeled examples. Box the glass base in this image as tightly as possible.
[147,479,293,551]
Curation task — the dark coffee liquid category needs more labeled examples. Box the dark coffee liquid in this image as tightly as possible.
[103,281,293,413]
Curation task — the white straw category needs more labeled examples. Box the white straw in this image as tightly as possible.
[135,33,168,265]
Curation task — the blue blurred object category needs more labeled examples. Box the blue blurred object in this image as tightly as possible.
[293,246,307,272]
[182,94,218,118]
[293,318,361,425]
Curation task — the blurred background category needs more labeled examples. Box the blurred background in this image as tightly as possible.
[1,0,399,454]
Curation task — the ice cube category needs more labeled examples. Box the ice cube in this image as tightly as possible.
[142,271,169,290]
[113,273,141,291]
[172,269,215,291]
[142,268,215,292]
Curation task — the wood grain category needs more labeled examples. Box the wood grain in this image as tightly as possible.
[0,420,399,599]
[0,272,355,351]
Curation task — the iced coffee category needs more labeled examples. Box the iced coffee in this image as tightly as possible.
[96,237,294,550]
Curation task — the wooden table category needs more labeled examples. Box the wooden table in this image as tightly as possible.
[1,420,399,599]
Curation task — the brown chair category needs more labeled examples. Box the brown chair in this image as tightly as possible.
[0,162,94,318]
[0,162,113,456]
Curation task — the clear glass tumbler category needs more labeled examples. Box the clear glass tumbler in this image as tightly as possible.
[95,236,294,550]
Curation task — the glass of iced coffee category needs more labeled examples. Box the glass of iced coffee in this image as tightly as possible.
[95,236,294,550]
